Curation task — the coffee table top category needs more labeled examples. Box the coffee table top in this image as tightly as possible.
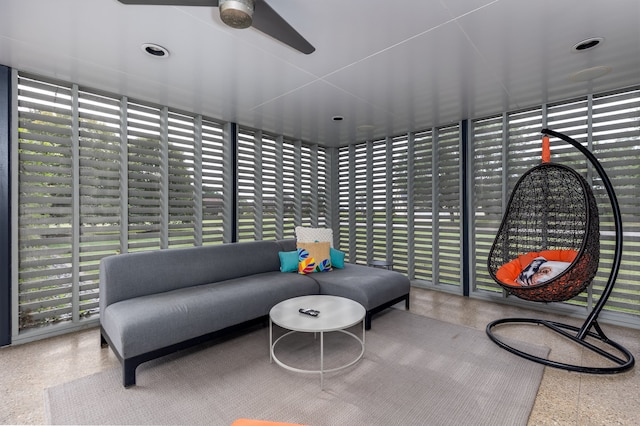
[270,295,365,333]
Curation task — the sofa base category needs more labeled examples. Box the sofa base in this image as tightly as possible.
[101,316,268,387]
[365,293,410,330]
[101,293,410,387]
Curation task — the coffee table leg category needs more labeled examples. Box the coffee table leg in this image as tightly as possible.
[269,317,273,363]
[320,331,324,390]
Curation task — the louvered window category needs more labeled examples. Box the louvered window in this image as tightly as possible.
[126,102,163,252]
[14,73,230,339]
[412,130,434,282]
[281,139,296,237]
[201,119,226,245]
[167,111,197,248]
[370,140,388,262]
[299,144,313,228]
[390,135,409,274]
[338,145,352,255]
[337,143,368,263]
[434,126,462,288]
[315,146,329,228]
[236,128,329,243]
[77,90,122,321]
[337,127,461,283]
[591,88,640,319]
[17,77,75,331]
[236,129,261,241]
[471,115,504,294]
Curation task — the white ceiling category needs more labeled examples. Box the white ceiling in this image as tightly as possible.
[1,0,639,147]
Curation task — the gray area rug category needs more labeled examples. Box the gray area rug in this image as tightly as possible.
[44,310,548,425]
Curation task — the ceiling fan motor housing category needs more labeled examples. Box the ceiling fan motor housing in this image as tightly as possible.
[219,0,255,29]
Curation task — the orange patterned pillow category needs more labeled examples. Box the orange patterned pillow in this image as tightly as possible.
[297,241,332,274]
[496,250,578,287]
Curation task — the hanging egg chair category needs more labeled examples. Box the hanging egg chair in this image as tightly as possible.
[486,129,634,374]
[487,161,600,303]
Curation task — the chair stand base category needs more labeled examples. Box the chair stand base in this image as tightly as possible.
[486,318,635,374]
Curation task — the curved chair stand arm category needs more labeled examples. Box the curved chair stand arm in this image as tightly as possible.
[486,128,635,374]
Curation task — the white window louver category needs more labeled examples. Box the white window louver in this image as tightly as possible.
[338,145,352,258]
[201,119,226,246]
[77,89,123,320]
[370,140,387,263]
[412,130,434,283]
[126,101,163,252]
[167,111,197,248]
[281,139,296,238]
[591,89,640,318]
[390,135,409,275]
[471,115,505,294]
[236,128,260,241]
[17,76,75,331]
[433,125,462,288]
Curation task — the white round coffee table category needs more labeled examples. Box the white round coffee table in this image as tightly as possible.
[269,295,366,389]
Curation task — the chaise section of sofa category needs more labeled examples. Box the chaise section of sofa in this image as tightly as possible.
[310,264,410,329]
[276,239,411,329]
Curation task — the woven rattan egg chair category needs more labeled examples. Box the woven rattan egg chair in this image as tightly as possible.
[486,128,634,374]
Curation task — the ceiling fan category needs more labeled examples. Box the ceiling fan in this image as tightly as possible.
[117,0,315,54]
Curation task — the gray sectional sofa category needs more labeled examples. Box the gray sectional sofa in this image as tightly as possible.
[99,239,410,387]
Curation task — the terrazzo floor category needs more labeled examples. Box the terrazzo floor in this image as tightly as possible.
[1,287,639,425]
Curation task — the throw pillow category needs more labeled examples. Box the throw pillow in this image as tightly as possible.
[330,247,345,269]
[297,241,332,274]
[297,248,317,274]
[295,226,334,247]
[516,256,571,286]
[278,250,299,273]
[496,250,577,287]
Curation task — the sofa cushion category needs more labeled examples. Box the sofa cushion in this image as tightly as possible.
[101,271,319,358]
[309,263,410,311]
[100,240,283,310]
[276,239,297,252]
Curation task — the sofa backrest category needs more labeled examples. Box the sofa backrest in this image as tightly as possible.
[99,240,283,310]
[276,238,297,252]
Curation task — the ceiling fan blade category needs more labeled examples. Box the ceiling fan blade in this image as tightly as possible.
[117,0,314,54]
[117,1,218,5]
[251,0,315,54]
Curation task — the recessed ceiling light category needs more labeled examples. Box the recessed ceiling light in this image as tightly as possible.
[572,37,604,52]
[141,43,170,58]
[569,66,612,82]
[332,116,344,121]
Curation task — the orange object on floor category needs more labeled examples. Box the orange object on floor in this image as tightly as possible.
[231,419,307,426]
